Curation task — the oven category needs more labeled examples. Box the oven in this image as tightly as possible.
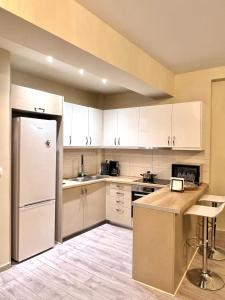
[131,185,161,217]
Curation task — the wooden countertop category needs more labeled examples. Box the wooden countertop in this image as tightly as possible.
[133,183,208,214]
[63,176,167,190]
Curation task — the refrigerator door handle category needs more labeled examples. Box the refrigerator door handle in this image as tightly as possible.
[21,199,55,209]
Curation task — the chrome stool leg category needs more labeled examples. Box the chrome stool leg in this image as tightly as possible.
[187,216,224,290]
[208,203,225,261]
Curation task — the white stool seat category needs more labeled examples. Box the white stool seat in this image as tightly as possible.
[200,194,225,204]
[185,203,225,219]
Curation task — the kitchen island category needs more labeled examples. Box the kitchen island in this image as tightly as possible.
[132,183,208,295]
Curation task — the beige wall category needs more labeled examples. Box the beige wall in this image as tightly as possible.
[0,0,174,96]
[11,70,101,108]
[0,49,11,269]
[63,149,103,179]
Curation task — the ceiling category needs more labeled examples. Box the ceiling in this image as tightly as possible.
[0,8,165,97]
[0,37,126,94]
[77,0,225,73]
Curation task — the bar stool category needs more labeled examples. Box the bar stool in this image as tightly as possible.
[199,194,225,261]
[185,203,225,290]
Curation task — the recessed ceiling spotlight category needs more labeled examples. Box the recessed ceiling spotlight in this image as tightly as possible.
[102,78,108,84]
[46,56,53,63]
[79,69,84,75]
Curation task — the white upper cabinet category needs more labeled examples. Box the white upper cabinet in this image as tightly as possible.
[117,108,139,147]
[139,104,172,148]
[88,108,103,147]
[63,102,102,147]
[172,101,202,149]
[103,108,139,147]
[72,104,89,146]
[63,102,73,146]
[11,84,63,116]
[103,109,118,147]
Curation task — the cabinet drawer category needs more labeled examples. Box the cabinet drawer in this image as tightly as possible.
[110,183,131,192]
[109,190,131,208]
[107,202,131,227]
[11,84,63,116]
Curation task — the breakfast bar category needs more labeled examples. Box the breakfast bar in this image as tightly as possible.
[132,183,208,295]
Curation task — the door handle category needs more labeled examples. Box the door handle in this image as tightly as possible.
[34,107,45,113]
[168,136,170,146]
[173,136,175,146]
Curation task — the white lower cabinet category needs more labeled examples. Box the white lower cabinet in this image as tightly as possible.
[63,182,106,238]
[83,182,106,228]
[106,183,132,227]
[63,186,84,237]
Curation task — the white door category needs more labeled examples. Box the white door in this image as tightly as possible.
[71,104,89,146]
[172,101,202,149]
[63,102,73,146]
[17,117,56,207]
[88,107,103,146]
[117,107,139,147]
[16,200,55,262]
[139,104,172,147]
[103,109,118,146]
[63,187,83,237]
[83,183,106,228]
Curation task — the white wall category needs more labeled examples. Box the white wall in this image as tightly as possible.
[0,49,11,270]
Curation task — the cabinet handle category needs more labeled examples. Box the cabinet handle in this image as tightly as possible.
[34,107,45,113]
[81,189,84,195]
[85,188,87,194]
[114,137,117,146]
[86,136,88,146]
[116,200,124,204]
[116,192,124,195]
[173,136,175,146]
[69,136,72,145]
[116,208,124,213]
[118,137,120,146]
[89,136,92,145]
[168,136,170,146]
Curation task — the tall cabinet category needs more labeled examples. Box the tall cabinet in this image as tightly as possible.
[139,104,172,148]
[172,101,202,149]
[103,107,139,147]
[63,102,103,147]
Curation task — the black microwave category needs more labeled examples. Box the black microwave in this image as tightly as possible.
[172,163,201,185]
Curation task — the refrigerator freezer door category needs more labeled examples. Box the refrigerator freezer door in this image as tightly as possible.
[16,117,56,207]
[12,200,55,262]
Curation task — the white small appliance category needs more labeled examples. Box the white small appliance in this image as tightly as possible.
[12,117,56,262]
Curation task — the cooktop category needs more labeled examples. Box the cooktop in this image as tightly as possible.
[134,178,170,185]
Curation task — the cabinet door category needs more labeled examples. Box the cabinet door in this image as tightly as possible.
[103,110,118,146]
[71,104,89,146]
[117,107,139,147]
[88,108,103,146]
[11,84,63,116]
[139,104,172,147]
[172,101,202,149]
[63,102,73,146]
[63,187,83,238]
[83,182,106,228]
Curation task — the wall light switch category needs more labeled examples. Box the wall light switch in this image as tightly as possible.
[0,167,3,178]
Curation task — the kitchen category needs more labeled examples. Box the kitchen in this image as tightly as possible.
[1,1,225,299]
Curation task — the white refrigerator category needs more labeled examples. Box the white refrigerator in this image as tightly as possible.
[12,117,56,262]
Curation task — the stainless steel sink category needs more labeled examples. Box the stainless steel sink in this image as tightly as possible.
[69,175,109,182]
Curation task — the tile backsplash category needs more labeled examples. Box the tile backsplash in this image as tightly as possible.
[104,149,209,183]
[63,148,209,183]
[63,148,103,178]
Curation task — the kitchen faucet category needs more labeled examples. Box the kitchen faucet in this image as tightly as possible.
[80,154,85,177]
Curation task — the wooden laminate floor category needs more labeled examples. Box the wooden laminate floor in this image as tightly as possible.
[0,224,225,299]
